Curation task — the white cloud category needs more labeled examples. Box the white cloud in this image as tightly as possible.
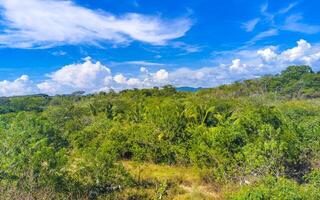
[256,40,320,71]
[153,69,169,81]
[52,51,67,56]
[1,39,320,96]
[168,65,260,88]
[260,2,275,25]
[127,78,141,86]
[114,74,127,85]
[302,52,320,65]
[242,18,260,32]
[260,3,268,14]
[119,61,165,66]
[140,67,149,74]
[243,2,317,46]
[201,39,320,86]
[257,48,278,62]
[0,75,34,96]
[0,0,192,48]
[229,59,247,72]
[112,68,169,89]
[249,29,278,45]
[171,42,202,53]
[282,14,320,34]
[37,58,113,94]
[35,58,172,94]
[278,2,298,14]
[281,39,311,62]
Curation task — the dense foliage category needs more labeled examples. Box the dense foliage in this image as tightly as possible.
[0,66,319,199]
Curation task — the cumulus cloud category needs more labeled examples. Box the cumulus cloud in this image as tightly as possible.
[113,68,169,89]
[167,40,320,88]
[229,59,247,72]
[257,48,278,62]
[0,0,192,48]
[0,75,34,96]
[113,74,128,85]
[153,69,169,81]
[280,39,311,62]
[37,58,113,94]
[254,39,320,68]
[302,52,320,65]
[140,67,149,74]
[34,57,171,94]
[1,39,320,96]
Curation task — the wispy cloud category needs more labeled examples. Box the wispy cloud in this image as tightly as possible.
[52,51,67,56]
[278,2,298,14]
[243,1,318,46]
[169,41,202,54]
[260,2,268,13]
[282,14,320,34]
[260,2,275,25]
[0,0,192,48]
[132,0,140,8]
[242,18,260,32]
[116,61,165,66]
[248,29,278,45]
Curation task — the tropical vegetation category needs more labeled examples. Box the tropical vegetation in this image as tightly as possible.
[0,66,320,199]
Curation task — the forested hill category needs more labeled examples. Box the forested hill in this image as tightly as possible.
[0,66,320,199]
[200,65,320,98]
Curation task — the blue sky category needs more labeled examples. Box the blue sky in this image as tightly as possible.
[0,0,320,96]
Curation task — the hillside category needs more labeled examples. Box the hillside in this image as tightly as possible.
[201,65,320,98]
[0,66,320,200]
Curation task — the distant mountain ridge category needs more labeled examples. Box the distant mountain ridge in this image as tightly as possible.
[176,87,204,92]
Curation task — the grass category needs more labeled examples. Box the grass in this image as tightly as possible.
[121,161,224,200]
[122,161,201,184]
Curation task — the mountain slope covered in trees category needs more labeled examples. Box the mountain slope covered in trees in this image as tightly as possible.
[0,66,320,199]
